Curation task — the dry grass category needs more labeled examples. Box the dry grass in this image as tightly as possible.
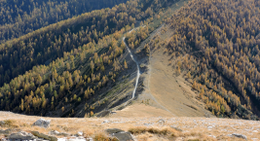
[93,133,118,141]
[0,120,19,128]
[0,111,258,141]
[129,127,179,137]
[128,126,219,141]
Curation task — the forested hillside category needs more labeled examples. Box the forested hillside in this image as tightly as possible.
[0,0,169,87]
[151,0,260,119]
[2,0,260,120]
[0,0,128,43]
[0,0,175,116]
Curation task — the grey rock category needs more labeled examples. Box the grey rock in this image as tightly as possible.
[86,137,94,141]
[1,138,7,141]
[232,133,247,140]
[31,131,57,141]
[0,121,5,126]
[8,131,37,140]
[170,126,183,132]
[105,128,124,134]
[58,136,86,141]
[33,118,51,128]
[102,120,110,124]
[77,131,83,136]
[114,132,133,141]
[49,130,70,137]
[144,123,153,126]
[49,130,60,135]
[106,128,134,141]
[60,132,70,137]
[0,129,12,134]
[157,119,165,125]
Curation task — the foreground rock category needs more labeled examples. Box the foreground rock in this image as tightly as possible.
[49,130,70,136]
[170,125,183,132]
[157,119,165,125]
[231,133,247,140]
[31,131,57,141]
[0,129,12,134]
[57,136,87,141]
[8,131,39,140]
[33,118,51,128]
[106,128,134,141]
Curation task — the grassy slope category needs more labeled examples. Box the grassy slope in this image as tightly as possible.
[0,111,258,140]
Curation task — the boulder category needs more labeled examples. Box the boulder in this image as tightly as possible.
[86,137,94,141]
[49,130,70,136]
[0,121,5,126]
[0,129,12,134]
[170,126,183,132]
[49,130,60,135]
[106,128,134,141]
[157,119,165,125]
[232,133,247,140]
[114,132,133,141]
[102,120,110,124]
[33,118,51,128]
[31,131,57,141]
[77,131,83,136]
[57,136,86,141]
[105,128,124,134]
[8,131,37,140]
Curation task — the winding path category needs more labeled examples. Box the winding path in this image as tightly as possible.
[122,26,175,116]
[123,35,140,100]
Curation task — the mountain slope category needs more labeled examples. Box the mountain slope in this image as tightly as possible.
[0,0,181,117]
[140,0,260,119]
[0,0,172,87]
[2,0,260,121]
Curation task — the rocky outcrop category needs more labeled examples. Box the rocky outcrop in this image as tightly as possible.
[31,131,57,141]
[0,129,12,134]
[157,119,165,125]
[231,133,247,140]
[106,128,134,141]
[33,118,51,128]
[49,130,70,136]
[170,125,183,132]
[8,131,38,140]
[106,128,124,134]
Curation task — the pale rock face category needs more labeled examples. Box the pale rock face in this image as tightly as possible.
[33,118,51,128]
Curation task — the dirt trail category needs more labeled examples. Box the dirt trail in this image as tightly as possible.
[121,27,142,106]
[123,37,140,100]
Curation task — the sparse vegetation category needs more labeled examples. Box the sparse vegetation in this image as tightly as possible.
[129,127,179,136]
[94,133,118,141]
